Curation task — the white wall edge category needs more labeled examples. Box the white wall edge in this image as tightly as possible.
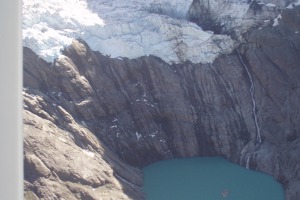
[0,0,23,199]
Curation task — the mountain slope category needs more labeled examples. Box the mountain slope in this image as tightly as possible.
[23,0,300,199]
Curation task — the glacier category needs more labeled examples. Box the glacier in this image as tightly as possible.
[22,0,235,64]
[23,0,286,64]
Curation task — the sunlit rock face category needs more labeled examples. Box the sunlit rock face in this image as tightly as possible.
[23,109,144,200]
[23,0,300,199]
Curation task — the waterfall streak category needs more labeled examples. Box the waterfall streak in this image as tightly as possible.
[237,49,262,144]
[246,154,250,169]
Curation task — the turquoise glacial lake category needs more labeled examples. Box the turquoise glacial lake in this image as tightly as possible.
[142,157,284,200]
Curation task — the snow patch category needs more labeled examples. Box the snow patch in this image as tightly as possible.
[58,137,67,143]
[136,132,142,141]
[149,130,158,138]
[82,149,95,158]
[286,0,300,9]
[266,3,276,7]
[273,14,282,26]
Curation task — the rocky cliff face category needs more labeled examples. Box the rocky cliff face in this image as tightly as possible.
[187,0,281,35]
[24,4,300,200]
[23,109,144,200]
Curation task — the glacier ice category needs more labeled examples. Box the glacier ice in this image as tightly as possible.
[22,0,283,64]
[23,0,238,64]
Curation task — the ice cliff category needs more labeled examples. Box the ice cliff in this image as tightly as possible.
[23,0,290,64]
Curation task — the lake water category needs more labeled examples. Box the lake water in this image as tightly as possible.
[142,157,284,200]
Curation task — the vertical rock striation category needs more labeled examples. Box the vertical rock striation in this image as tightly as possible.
[24,4,300,200]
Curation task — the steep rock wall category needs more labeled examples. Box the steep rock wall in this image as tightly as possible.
[24,5,300,200]
[187,0,283,36]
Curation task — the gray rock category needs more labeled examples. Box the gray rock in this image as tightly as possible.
[23,5,300,200]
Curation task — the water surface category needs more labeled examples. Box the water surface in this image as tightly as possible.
[142,157,284,200]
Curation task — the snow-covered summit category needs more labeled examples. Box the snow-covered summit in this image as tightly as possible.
[22,0,286,64]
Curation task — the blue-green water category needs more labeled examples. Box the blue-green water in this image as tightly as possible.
[142,157,284,200]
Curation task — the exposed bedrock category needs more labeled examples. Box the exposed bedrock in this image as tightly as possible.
[187,0,292,37]
[24,6,300,200]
